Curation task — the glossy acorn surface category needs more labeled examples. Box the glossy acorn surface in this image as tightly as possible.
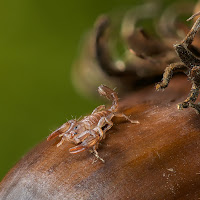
[0,76,200,200]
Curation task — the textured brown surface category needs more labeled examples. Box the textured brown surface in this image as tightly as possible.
[0,76,200,200]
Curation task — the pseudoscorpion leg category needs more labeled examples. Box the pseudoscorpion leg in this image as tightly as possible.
[114,113,139,124]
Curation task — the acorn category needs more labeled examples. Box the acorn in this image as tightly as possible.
[0,76,200,200]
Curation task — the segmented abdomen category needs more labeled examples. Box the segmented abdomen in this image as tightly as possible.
[81,110,111,129]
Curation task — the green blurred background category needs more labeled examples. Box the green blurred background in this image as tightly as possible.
[0,0,196,180]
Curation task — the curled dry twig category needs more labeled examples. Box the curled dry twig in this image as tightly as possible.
[156,11,200,114]
[72,1,195,98]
